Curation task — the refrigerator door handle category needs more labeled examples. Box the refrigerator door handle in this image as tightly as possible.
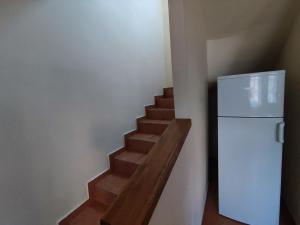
[276,122,285,143]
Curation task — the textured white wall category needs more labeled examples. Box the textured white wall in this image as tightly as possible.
[0,0,170,224]
[278,11,300,225]
[149,0,208,224]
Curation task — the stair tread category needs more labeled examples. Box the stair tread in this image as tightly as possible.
[95,173,129,195]
[139,119,171,125]
[115,151,147,165]
[61,201,107,225]
[128,133,160,142]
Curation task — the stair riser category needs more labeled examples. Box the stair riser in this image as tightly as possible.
[112,159,138,177]
[138,122,168,135]
[94,191,115,206]
[126,139,154,154]
[89,186,116,206]
[146,109,175,120]
[155,97,174,109]
[164,88,173,98]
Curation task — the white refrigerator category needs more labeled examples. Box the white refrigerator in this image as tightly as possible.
[218,71,285,225]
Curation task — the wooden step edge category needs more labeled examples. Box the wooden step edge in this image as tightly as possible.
[137,119,170,135]
[138,119,171,125]
[125,132,158,154]
[114,151,147,165]
[110,149,145,177]
[93,173,130,202]
[126,133,160,143]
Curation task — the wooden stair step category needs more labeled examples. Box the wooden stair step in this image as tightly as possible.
[126,133,160,154]
[155,96,174,109]
[146,108,175,120]
[115,151,147,164]
[89,172,129,206]
[95,173,129,196]
[112,151,147,177]
[138,119,171,135]
[59,200,107,225]
[164,87,173,98]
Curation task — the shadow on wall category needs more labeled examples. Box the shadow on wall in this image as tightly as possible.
[204,0,300,84]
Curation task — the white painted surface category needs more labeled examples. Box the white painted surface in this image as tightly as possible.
[218,71,285,117]
[0,0,170,224]
[149,0,208,224]
[278,10,300,225]
[219,117,283,225]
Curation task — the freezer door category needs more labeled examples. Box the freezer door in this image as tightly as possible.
[218,117,283,225]
[218,71,285,117]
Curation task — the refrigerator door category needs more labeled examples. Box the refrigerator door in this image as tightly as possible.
[218,117,283,225]
[218,71,285,117]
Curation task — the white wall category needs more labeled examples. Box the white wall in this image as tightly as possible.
[0,0,171,224]
[278,11,300,225]
[149,0,208,224]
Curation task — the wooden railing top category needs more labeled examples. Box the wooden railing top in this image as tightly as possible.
[101,119,192,225]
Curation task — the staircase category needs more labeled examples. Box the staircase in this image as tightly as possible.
[59,87,175,225]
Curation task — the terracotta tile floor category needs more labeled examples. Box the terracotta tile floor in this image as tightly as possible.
[202,181,296,225]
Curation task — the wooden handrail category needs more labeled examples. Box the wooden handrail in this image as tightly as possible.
[100,119,192,225]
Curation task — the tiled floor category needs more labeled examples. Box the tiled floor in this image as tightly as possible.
[202,181,296,225]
